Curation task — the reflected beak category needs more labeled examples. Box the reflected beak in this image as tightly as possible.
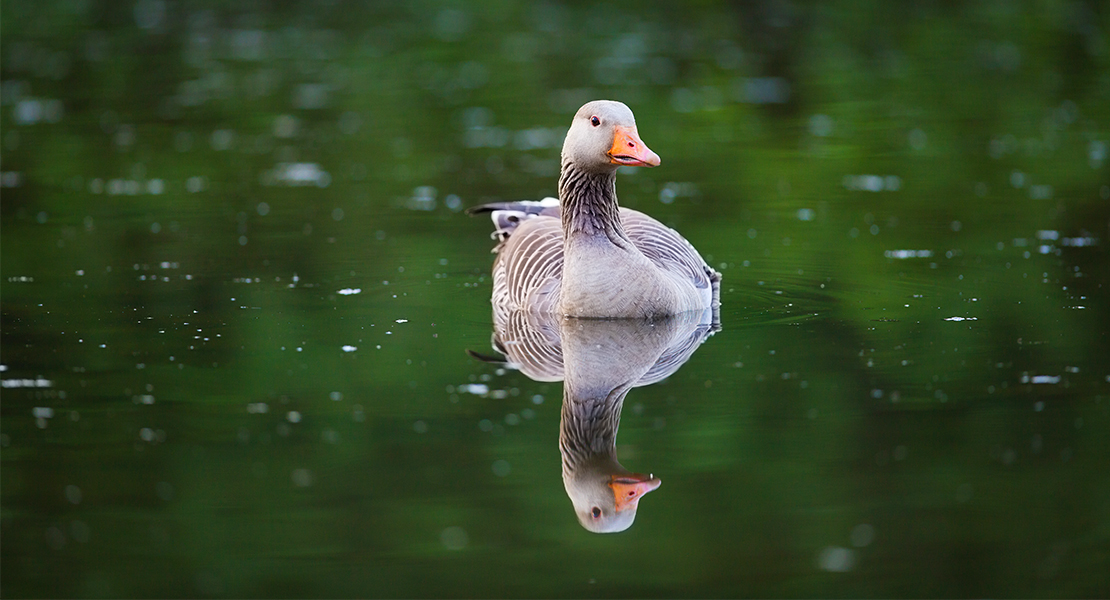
[609,473,662,512]
[608,126,661,167]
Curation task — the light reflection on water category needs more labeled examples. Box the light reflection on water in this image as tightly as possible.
[2,0,1109,597]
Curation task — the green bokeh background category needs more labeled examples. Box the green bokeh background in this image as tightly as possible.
[2,1,1108,597]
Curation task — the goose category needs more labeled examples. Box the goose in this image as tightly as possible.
[469,100,721,319]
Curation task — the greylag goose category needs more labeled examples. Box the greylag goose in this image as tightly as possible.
[469,100,721,319]
[476,306,719,532]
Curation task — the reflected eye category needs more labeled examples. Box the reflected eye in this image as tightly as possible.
[591,507,602,519]
[590,116,600,127]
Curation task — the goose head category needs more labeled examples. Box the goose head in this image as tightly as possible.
[562,100,661,174]
[564,458,661,533]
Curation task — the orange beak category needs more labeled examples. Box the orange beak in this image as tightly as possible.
[608,126,661,167]
[609,473,661,512]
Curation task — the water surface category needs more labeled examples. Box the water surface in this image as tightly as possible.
[2,2,1108,597]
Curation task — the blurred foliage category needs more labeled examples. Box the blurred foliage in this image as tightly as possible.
[2,0,1109,597]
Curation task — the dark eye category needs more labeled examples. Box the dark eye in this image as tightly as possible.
[590,116,600,127]
[591,507,602,518]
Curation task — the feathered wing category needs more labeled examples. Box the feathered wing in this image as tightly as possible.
[474,200,720,315]
[621,208,721,304]
[491,215,564,313]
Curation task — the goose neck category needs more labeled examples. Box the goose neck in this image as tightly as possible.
[558,160,626,241]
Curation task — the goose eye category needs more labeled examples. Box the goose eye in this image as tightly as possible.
[590,116,600,127]
[591,507,602,518]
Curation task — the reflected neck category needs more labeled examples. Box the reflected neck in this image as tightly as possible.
[558,387,629,477]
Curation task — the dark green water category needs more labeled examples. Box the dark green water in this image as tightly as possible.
[2,1,1108,597]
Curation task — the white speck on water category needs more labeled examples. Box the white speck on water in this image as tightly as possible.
[440,526,468,550]
[65,485,82,505]
[266,163,330,187]
[843,174,901,192]
[32,406,54,418]
[341,345,357,352]
[286,410,302,423]
[850,524,874,547]
[817,546,856,572]
[395,319,408,323]
[329,391,343,401]
[809,114,833,136]
[944,316,977,321]
[908,128,927,151]
[459,383,489,395]
[1031,375,1060,384]
[531,394,544,405]
[291,468,313,487]
[185,175,207,193]
[156,481,174,501]
[1029,184,1053,199]
[4,378,54,388]
[885,249,933,259]
[337,288,361,295]
[796,208,816,221]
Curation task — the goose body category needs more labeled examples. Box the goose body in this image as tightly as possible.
[470,100,721,319]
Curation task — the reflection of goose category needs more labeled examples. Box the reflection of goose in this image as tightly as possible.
[468,100,721,318]
[487,307,719,533]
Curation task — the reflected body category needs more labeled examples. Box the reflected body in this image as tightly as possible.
[486,307,719,532]
[470,100,721,319]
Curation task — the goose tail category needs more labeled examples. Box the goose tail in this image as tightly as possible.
[467,197,560,243]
